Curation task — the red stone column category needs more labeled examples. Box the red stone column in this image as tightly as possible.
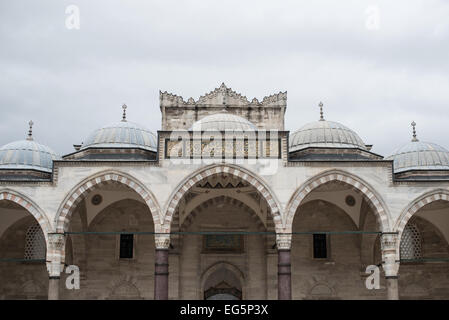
[154,234,170,300]
[278,249,292,300]
[276,233,292,300]
[154,249,169,300]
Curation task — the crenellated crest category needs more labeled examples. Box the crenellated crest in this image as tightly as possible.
[196,83,250,105]
[160,83,287,108]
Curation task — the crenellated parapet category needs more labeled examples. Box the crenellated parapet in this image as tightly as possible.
[159,91,186,107]
[261,91,287,107]
[160,83,287,130]
[160,83,287,108]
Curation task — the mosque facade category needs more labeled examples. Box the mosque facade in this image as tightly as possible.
[1,83,449,300]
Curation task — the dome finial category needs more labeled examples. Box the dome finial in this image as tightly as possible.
[411,121,418,142]
[121,104,127,122]
[27,120,34,141]
[319,102,324,121]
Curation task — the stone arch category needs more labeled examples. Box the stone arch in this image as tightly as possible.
[181,192,266,228]
[200,261,245,300]
[181,196,267,231]
[164,164,283,232]
[107,276,142,300]
[285,169,391,233]
[309,282,335,298]
[0,189,51,241]
[394,189,449,254]
[54,170,162,233]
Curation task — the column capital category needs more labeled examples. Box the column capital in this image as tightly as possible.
[276,233,292,250]
[380,233,400,277]
[48,233,66,250]
[46,233,66,277]
[380,233,399,252]
[155,233,171,250]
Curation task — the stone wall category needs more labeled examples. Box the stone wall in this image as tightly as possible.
[398,216,449,299]
[61,199,155,299]
[162,106,286,131]
[291,200,386,299]
[177,197,269,300]
[0,215,48,299]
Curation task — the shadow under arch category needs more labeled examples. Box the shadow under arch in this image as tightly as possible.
[394,188,449,255]
[54,170,162,233]
[200,261,245,300]
[163,164,283,232]
[0,188,51,241]
[285,169,391,233]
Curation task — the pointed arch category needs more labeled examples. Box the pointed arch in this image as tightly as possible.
[54,170,162,233]
[395,189,449,237]
[0,189,51,241]
[200,261,245,300]
[285,169,391,232]
[163,164,283,232]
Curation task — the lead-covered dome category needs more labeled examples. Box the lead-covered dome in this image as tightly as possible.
[387,122,449,174]
[190,113,257,131]
[289,120,366,152]
[0,122,59,173]
[289,102,367,152]
[81,105,157,152]
[82,121,157,151]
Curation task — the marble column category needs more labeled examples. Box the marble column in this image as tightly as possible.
[46,233,66,300]
[48,277,60,300]
[381,233,400,300]
[154,233,170,300]
[276,233,292,300]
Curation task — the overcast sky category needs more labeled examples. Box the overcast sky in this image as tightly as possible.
[0,0,448,156]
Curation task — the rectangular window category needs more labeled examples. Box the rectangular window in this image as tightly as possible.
[119,234,134,259]
[313,234,327,259]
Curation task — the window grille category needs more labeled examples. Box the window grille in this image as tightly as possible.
[400,223,422,260]
[24,223,46,260]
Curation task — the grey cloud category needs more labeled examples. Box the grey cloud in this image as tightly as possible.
[0,0,448,156]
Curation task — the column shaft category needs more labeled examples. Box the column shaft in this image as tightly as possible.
[278,249,291,300]
[48,277,60,300]
[386,276,399,300]
[154,249,169,300]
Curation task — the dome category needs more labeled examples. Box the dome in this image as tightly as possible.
[289,120,366,152]
[190,113,257,131]
[0,139,59,173]
[82,121,157,152]
[81,105,157,152]
[387,141,449,174]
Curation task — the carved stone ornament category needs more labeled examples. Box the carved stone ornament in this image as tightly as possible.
[155,233,171,250]
[276,233,292,250]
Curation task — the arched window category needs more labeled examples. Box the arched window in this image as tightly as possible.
[400,223,422,260]
[24,223,46,260]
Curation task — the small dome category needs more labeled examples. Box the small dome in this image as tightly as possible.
[82,121,157,152]
[387,122,449,174]
[289,120,366,152]
[387,141,449,173]
[190,113,257,131]
[0,140,59,173]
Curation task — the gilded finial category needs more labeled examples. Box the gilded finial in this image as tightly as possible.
[319,102,324,121]
[121,104,127,122]
[411,121,418,142]
[27,120,34,141]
